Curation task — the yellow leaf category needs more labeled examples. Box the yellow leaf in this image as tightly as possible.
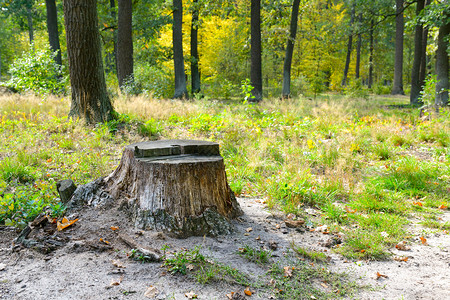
[57,218,78,231]
[244,287,252,296]
[8,203,14,211]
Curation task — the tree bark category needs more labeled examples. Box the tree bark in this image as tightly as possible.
[190,0,200,95]
[173,0,188,99]
[63,0,114,124]
[101,140,243,237]
[26,4,34,44]
[419,26,428,89]
[368,19,374,89]
[107,0,118,74]
[435,18,450,108]
[410,0,425,106]
[341,4,355,86]
[117,0,133,89]
[392,0,404,95]
[250,0,262,102]
[45,0,62,67]
[282,0,300,99]
[355,14,362,80]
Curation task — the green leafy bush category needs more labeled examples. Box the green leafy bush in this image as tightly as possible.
[7,45,68,95]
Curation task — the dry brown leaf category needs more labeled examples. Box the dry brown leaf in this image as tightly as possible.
[112,260,125,268]
[110,226,119,231]
[246,227,253,232]
[186,264,194,271]
[376,272,388,280]
[413,201,423,207]
[320,282,328,289]
[284,220,305,228]
[438,204,448,210]
[395,241,411,251]
[283,266,293,278]
[144,286,158,298]
[226,292,235,300]
[185,291,197,299]
[57,217,79,231]
[99,238,110,245]
[420,236,428,245]
[244,287,252,296]
[344,206,357,213]
[393,256,409,262]
[110,275,123,286]
[275,224,281,229]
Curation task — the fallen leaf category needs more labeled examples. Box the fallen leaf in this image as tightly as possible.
[244,287,252,296]
[376,272,388,280]
[99,238,110,245]
[360,249,365,253]
[393,256,408,262]
[226,292,235,300]
[110,275,123,286]
[438,204,448,210]
[57,217,79,231]
[283,266,293,278]
[144,286,158,298]
[413,201,423,207]
[275,224,281,229]
[0,263,6,271]
[246,227,253,232]
[110,226,119,231]
[344,206,357,213]
[46,215,57,224]
[320,282,328,288]
[395,241,411,251]
[112,260,125,268]
[285,220,305,228]
[419,236,428,245]
[185,291,197,299]
[255,236,261,240]
[186,264,194,271]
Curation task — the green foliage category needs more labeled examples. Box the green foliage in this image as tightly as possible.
[0,156,34,183]
[238,245,271,265]
[419,74,437,107]
[6,45,68,95]
[134,63,173,98]
[291,242,328,263]
[344,79,369,100]
[138,118,163,138]
[240,78,255,103]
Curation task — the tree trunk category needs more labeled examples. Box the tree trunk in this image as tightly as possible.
[419,26,428,89]
[368,19,374,89]
[63,0,114,124]
[190,0,200,95]
[117,0,133,89]
[26,4,34,44]
[250,0,262,102]
[282,0,300,99]
[341,4,355,86]
[101,140,243,237]
[173,0,188,99]
[410,0,425,106]
[392,0,404,95]
[435,18,450,108]
[355,14,362,80]
[107,0,118,74]
[45,0,62,67]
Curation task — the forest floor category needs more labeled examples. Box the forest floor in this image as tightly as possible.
[0,196,449,300]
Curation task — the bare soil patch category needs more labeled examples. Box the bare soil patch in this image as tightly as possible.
[0,198,449,299]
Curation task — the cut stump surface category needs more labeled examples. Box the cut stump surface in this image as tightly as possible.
[103,140,243,237]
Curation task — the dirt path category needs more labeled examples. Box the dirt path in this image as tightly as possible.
[0,198,449,300]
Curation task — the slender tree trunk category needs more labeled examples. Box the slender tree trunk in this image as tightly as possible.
[117,0,133,89]
[250,0,262,102]
[410,0,425,105]
[26,5,34,44]
[45,0,62,67]
[419,26,428,89]
[341,4,355,86]
[355,14,362,80]
[63,0,114,124]
[173,0,188,99]
[435,18,450,108]
[190,0,200,95]
[282,0,300,99]
[392,0,404,94]
[368,19,374,89]
[108,0,117,74]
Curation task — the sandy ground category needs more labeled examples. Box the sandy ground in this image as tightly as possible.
[0,198,449,300]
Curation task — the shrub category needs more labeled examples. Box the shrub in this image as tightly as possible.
[6,45,68,95]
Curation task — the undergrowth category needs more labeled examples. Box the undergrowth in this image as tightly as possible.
[0,94,449,260]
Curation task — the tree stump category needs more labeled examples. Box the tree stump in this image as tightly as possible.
[104,140,243,237]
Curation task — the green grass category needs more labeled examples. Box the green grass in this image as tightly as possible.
[238,245,272,265]
[291,243,329,263]
[1,93,449,260]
